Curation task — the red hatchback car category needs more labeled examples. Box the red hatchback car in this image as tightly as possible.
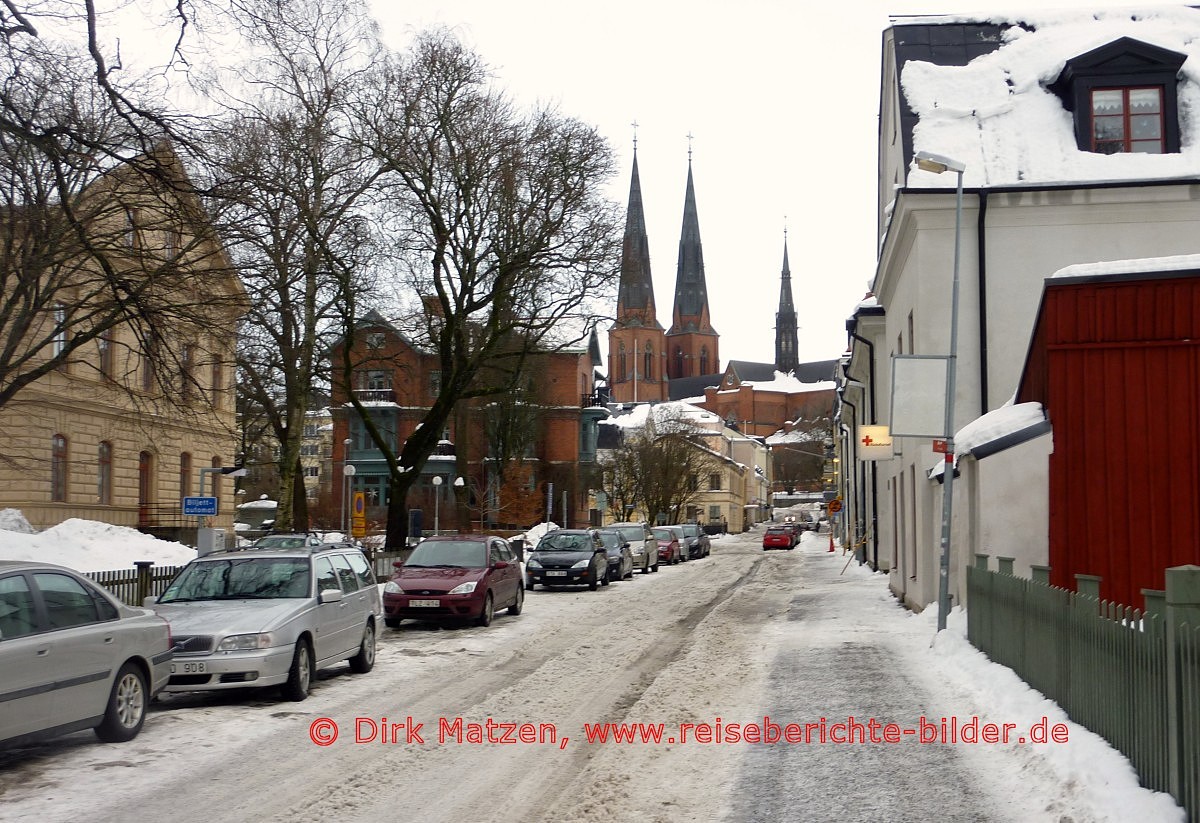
[383,535,524,628]
[651,526,684,565]
[762,525,795,551]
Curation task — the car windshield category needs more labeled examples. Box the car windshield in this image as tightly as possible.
[537,534,592,551]
[679,525,699,537]
[406,540,487,568]
[158,557,311,602]
[597,533,621,549]
[616,527,643,541]
[652,528,675,540]
[253,535,310,549]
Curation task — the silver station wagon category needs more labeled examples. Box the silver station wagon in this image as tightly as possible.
[0,561,173,747]
[150,543,381,701]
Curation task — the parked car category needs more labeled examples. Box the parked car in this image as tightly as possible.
[151,543,381,701]
[652,526,685,565]
[384,534,523,628]
[526,529,610,590]
[596,529,635,582]
[763,525,795,551]
[607,522,659,574]
[0,561,173,747]
[251,533,326,550]
[677,522,711,559]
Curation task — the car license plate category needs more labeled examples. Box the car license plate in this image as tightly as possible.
[546,570,567,577]
[171,661,206,674]
[410,599,439,607]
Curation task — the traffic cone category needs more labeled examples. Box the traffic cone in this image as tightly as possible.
[828,530,835,552]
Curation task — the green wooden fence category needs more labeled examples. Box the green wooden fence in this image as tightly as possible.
[967,557,1200,821]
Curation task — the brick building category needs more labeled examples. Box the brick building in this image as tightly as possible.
[327,313,607,533]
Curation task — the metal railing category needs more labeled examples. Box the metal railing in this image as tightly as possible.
[967,556,1199,820]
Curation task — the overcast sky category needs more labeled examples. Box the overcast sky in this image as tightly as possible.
[365,0,1173,371]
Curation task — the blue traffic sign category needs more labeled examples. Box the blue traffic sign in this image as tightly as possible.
[182,496,218,516]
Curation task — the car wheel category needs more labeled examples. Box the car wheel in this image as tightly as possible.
[588,573,599,591]
[508,584,524,616]
[281,639,313,701]
[651,560,659,573]
[601,565,611,586]
[95,662,147,743]
[384,617,402,629]
[642,557,651,574]
[476,592,494,627]
[526,580,535,590]
[348,622,376,674]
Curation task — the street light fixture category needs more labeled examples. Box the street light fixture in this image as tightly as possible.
[916,149,966,633]
[432,475,443,534]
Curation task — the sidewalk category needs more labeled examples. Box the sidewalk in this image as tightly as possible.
[724,532,1183,822]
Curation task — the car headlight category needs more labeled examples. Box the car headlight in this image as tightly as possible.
[571,558,590,569]
[526,558,542,569]
[448,581,477,595]
[217,633,274,651]
[384,581,403,594]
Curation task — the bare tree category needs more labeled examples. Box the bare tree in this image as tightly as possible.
[343,30,621,548]
[0,40,238,419]
[203,0,384,531]
[598,408,722,525]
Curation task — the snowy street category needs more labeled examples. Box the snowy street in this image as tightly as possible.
[0,522,1181,822]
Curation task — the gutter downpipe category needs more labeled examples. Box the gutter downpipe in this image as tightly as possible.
[849,327,880,570]
[840,394,861,559]
[977,190,989,414]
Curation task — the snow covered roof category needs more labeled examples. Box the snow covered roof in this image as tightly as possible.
[1051,252,1200,279]
[900,6,1200,189]
[927,401,1050,478]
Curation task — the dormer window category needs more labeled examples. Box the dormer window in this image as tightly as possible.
[1049,37,1186,155]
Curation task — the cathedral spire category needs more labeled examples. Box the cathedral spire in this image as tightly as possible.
[775,230,799,373]
[614,148,660,327]
[666,148,719,378]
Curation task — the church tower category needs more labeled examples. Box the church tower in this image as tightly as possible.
[775,232,799,373]
[666,151,719,379]
[608,146,667,403]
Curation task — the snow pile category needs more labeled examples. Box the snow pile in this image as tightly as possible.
[902,6,1200,188]
[0,508,35,534]
[0,514,196,571]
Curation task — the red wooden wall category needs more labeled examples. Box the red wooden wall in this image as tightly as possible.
[1019,273,1200,608]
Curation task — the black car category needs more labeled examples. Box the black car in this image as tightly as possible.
[596,529,635,581]
[677,522,712,559]
[525,529,610,591]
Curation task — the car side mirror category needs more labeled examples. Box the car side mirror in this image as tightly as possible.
[319,588,344,604]
[493,560,510,569]
[142,595,158,606]
[393,560,405,569]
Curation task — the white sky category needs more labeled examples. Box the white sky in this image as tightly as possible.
[364,0,1171,368]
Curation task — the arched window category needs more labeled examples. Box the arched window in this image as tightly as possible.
[674,347,684,377]
[138,451,153,507]
[700,347,709,375]
[618,342,627,381]
[51,434,68,502]
[643,343,653,380]
[179,452,192,499]
[98,441,113,504]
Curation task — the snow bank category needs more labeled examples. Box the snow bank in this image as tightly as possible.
[0,513,196,571]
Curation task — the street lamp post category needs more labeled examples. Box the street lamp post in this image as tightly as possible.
[915,150,966,633]
[432,475,443,534]
[340,437,352,539]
